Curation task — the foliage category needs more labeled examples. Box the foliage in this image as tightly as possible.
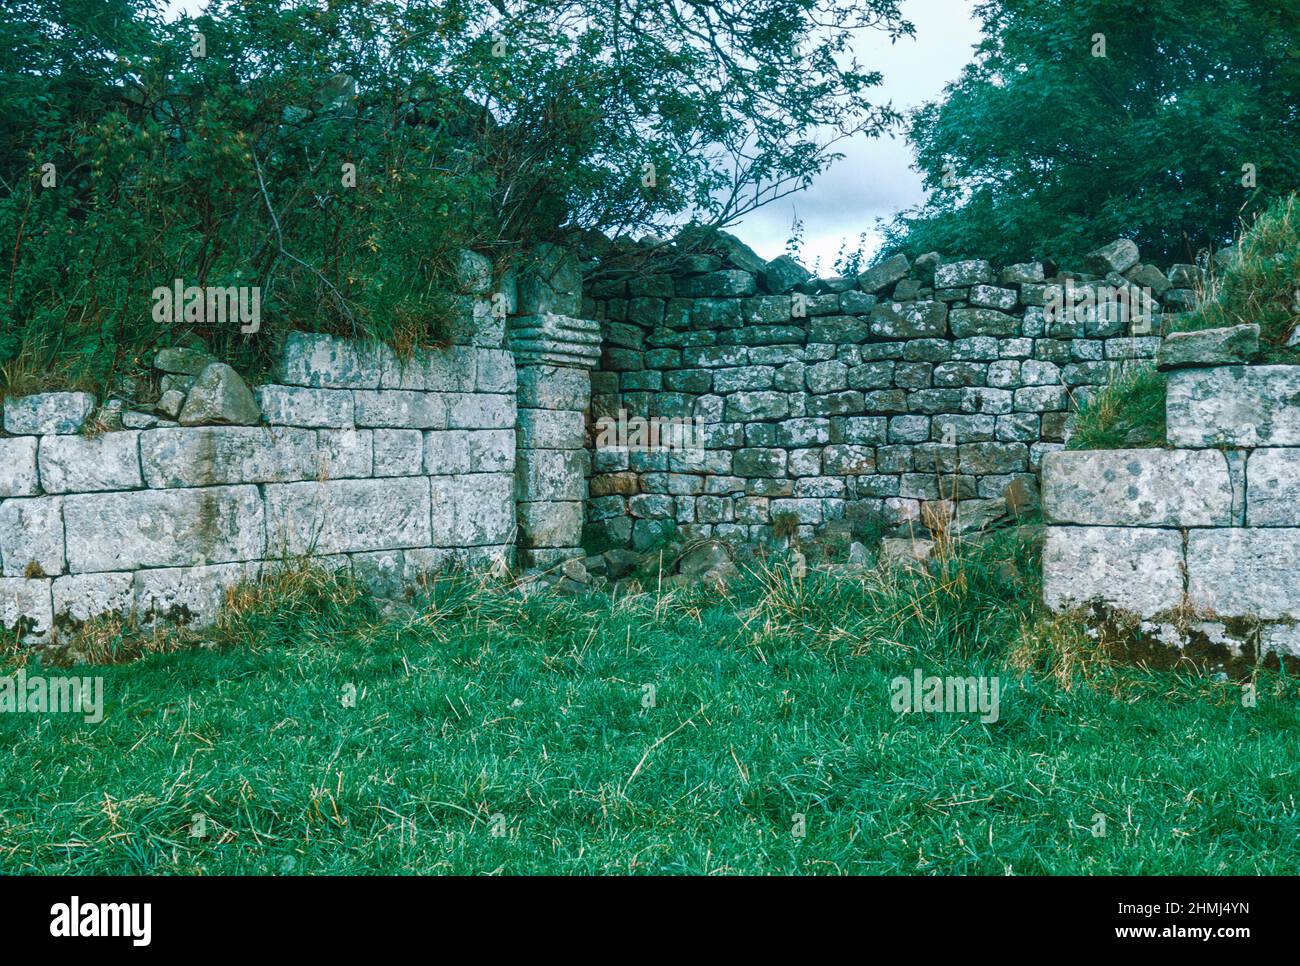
[878,0,1300,266]
[0,0,912,394]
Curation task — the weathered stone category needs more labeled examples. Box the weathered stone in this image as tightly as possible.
[516,365,590,410]
[1167,366,1300,447]
[353,390,447,429]
[949,307,1018,338]
[0,497,64,577]
[857,254,911,294]
[1167,264,1206,289]
[517,409,585,450]
[446,392,514,429]
[372,429,424,476]
[265,477,430,556]
[1245,449,1300,526]
[674,270,757,298]
[317,429,373,478]
[725,391,788,421]
[63,485,263,573]
[999,262,1044,286]
[1085,239,1140,275]
[134,561,261,626]
[38,431,142,493]
[52,572,135,627]
[933,259,993,288]
[1123,262,1173,297]
[518,501,584,548]
[840,290,878,315]
[0,577,52,642]
[154,347,216,375]
[3,392,96,435]
[431,473,515,546]
[255,385,354,427]
[140,426,318,487]
[968,285,1018,311]
[179,363,261,426]
[516,449,589,501]
[869,300,947,340]
[1155,324,1259,370]
[278,331,389,389]
[1043,526,1183,616]
[761,255,812,294]
[0,437,40,497]
[1042,449,1232,526]
[1187,528,1300,619]
[476,349,517,394]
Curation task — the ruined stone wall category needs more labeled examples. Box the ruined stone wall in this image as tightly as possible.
[582,236,1195,552]
[1042,334,1300,662]
[0,327,518,644]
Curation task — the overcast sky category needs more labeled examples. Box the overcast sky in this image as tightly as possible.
[732,0,983,270]
[164,0,984,269]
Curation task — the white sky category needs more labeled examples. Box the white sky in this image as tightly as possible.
[163,0,984,269]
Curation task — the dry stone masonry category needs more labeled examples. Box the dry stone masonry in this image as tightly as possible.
[580,232,1195,553]
[1042,323,1300,662]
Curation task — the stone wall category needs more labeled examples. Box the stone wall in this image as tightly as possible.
[1041,326,1300,661]
[580,234,1193,552]
[0,328,518,645]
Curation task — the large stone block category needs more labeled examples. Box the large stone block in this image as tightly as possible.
[379,345,477,392]
[0,577,52,642]
[446,392,515,430]
[63,486,264,573]
[38,431,142,494]
[0,437,39,497]
[517,409,585,449]
[140,427,319,487]
[134,561,261,626]
[265,477,431,556]
[317,429,374,478]
[52,572,135,628]
[869,300,947,339]
[1167,366,1300,447]
[516,365,590,410]
[278,331,390,389]
[431,473,515,547]
[255,385,355,427]
[476,349,517,394]
[1246,449,1300,526]
[949,307,1019,338]
[3,391,96,435]
[1042,449,1232,526]
[516,449,589,501]
[423,429,514,474]
[1187,529,1300,619]
[517,501,584,548]
[353,390,448,429]
[372,429,424,476]
[934,259,993,288]
[1042,526,1183,616]
[0,497,65,577]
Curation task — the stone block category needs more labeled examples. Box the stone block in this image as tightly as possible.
[63,486,264,573]
[265,477,431,556]
[0,438,40,497]
[3,392,96,435]
[517,409,585,449]
[1167,366,1300,447]
[140,426,318,487]
[255,385,354,427]
[0,497,64,577]
[934,259,993,288]
[279,331,390,389]
[1041,449,1232,526]
[353,390,448,429]
[0,577,52,642]
[317,429,374,478]
[1187,529,1300,619]
[446,392,514,430]
[1043,526,1183,616]
[373,429,425,476]
[52,572,135,627]
[517,501,584,548]
[516,449,589,501]
[134,561,261,626]
[431,473,515,546]
[34,431,140,494]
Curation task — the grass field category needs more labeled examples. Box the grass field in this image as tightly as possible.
[2,530,1297,875]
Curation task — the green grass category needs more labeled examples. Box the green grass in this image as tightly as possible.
[2,533,1298,875]
[1069,192,1300,450]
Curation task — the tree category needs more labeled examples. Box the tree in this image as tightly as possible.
[879,0,1300,266]
[0,0,912,391]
